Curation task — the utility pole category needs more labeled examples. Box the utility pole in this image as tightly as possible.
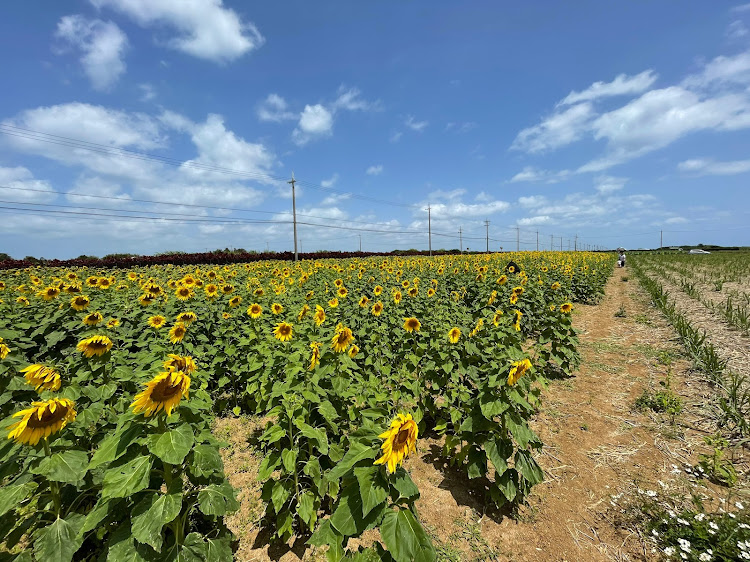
[484,220,490,253]
[288,172,298,262]
[459,227,463,253]
[516,226,520,252]
[427,205,432,257]
[358,234,362,252]
[536,230,539,252]
[574,234,578,252]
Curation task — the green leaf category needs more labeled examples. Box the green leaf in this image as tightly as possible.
[198,482,240,516]
[131,491,182,552]
[0,482,36,516]
[257,450,281,480]
[317,400,340,432]
[294,420,329,454]
[496,468,518,501]
[270,479,292,514]
[307,519,341,548]
[102,455,152,499]
[505,412,536,449]
[81,497,123,535]
[31,450,89,483]
[178,533,207,562]
[380,509,436,562]
[353,465,388,516]
[260,424,286,444]
[329,481,369,536]
[515,450,544,486]
[484,437,512,475]
[391,468,420,503]
[205,536,233,562]
[282,447,298,473]
[34,515,85,562]
[327,441,377,481]
[479,391,509,419]
[147,423,194,465]
[190,444,224,478]
[466,446,486,480]
[297,489,317,529]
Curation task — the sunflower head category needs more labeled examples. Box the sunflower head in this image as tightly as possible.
[337,286,348,298]
[163,354,197,374]
[560,302,573,314]
[358,296,369,308]
[551,282,561,290]
[309,341,321,371]
[229,296,242,308]
[76,335,113,358]
[373,285,383,296]
[148,315,166,329]
[331,326,354,353]
[131,371,190,417]
[169,322,187,343]
[328,298,339,308]
[176,311,197,324]
[21,364,61,392]
[0,343,10,360]
[247,303,263,318]
[507,358,532,386]
[348,344,360,358]
[273,322,293,342]
[448,327,461,344]
[271,303,284,315]
[106,318,120,328]
[8,397,77,445]
[70,295,90,311]
[82,311,104,326]
[374,413,418,474]
[403,317,421,333]
[372,302,383,316]
[394,291,402,304]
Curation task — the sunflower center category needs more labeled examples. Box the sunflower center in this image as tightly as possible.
[394,426,411,448]
[151,377,182,402]
[27,405,68,428]
[280,325,291,336]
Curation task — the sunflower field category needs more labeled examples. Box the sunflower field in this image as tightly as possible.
[0,251,612,561]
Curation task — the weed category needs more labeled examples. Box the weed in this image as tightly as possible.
[697,435,738,487]
[715,371,750,437]
[614,304,627,317]
[634,370,683,424]
[621,275,629,282]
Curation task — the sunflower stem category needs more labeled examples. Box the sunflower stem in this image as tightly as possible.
[43,440,62,518]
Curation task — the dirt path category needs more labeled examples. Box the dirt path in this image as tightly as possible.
[216,269,739,561]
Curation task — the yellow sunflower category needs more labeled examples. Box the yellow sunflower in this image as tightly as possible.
[247,303,263,318]
[403,317,421,333]
[76,335,113,357]
[97,278,112,289]
[509,294,518,305]
[497,275,508,285]
[273,322,293,342]
[348,344,360,358]
[371,301,383,316]
[507,358,532,386]
[374,413,418,474]
[551,282,561,290]
[148,315,166,329]
[205,283,219,298]
[82,311,103,326]
[138,294,155,306]
[328,298,339,308]
[358,296,370,308]
[0,342,9,360]
[393,291,402,304]
[297,305,310,321]
[176,311,197,325]
[70,295,90,311]
[106,318,120,328]
[560,302,573,314]
[313,305,326,326]
[175,286,193,301]
[130,371,191,417]
[331,325,354,353]
[21,364,61,392]
[469,318,484,338]
[163,354,197,374]
[408,287,418,298]
[228,296,242,308]
[373,285,383,296]
[309,341,321,371]
[448,327,461,344]
[427,288,435,298]
[7,398,77,445]
[337,286,348,298]
[16,296,30,306]
[513,310,523,332]
[253,287,264,297]
[169,322,187,343]
[271,303,284,315]
[37,286,60,301]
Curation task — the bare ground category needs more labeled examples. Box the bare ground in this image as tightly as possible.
[215,270,748,561]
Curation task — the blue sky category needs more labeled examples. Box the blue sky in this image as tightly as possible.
[1,1,750,259]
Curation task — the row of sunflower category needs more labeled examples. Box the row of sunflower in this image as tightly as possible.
[0,252,612,561]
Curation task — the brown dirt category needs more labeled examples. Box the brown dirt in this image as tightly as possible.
[215,270,747,561]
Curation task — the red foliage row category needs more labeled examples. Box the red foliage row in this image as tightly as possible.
[0,249,464,271]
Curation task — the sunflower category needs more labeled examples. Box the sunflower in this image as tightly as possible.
[401,280,410,288]
[21,364,61,392]
[408,287,418,297]
[247,303,263,318]
[86,276,99,287]
[348,344,360,358]
[174,312,196,325]
[228,296,242,308]
[16,296,29,306]
[560,302,573,314]
[37,287,59,301]
[169,322,187,343]
[374,413,418,474]
[427,288,435,298]
[222,284,234,295]
[313,305,326,326]
[66,284,82,294]
[309,341,321,371]
[549,304,556,312]
[512,286,524,296]
[305,290,314,300]
[70,295,90,311]
[107,318,120,328]
[371,301,383,316]
[139,294,155,306]
[373,285,383,296]
[7,398,77,445]
[271,303,284,315]
[82,311,103,326]
[334,278,343,287]
[127,271,138,280]
[507,358,532,386]
[551,282,561,290]
[337,286,348,298]
[205,284,219,298]
[331,325,354,353]
[222,312,231,319]
[488,290,497,305]
[328,298,339,308]
[175,286,193,301]
[97,278,112,289]
[393,291,402,304]
[493,309,504,326]
[513,310,523,332]
[509,294,518,305]
[148,315,166,329]
[448,327,461,344]
[254,287,264,297]
[0,342,9,360]
[273,322,293,342]
[358,296,370,308]
[403,317,421,333]
[163,354,197,374]
[297,305,310,321]
[76,335,113,357]
[130,371,190,417]
[497,275,508,285]
[469,318,484,338]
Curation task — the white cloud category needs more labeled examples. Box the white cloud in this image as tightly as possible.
[518,195,548,208]
[405,115,428,132]
[320,173,339,188]
[510,103,594,153]
[139,83,156,101]
[665,216,688,224]
[366,165,383,176]
[320,192,351,206]
[332,87,379,112]
[518,215,552,226]
[55,15,128,91]
[594,175,627,194]
[0,166,56,203]
[678,157,750,175]
[445,122,477,133]
[292,104,333,145]
[510,166,571,183]
[389,132,403,143]
[682,50,750,89]
[90,0,263,63]
[731,3,750,13]
[66,175,131,205]
[727,20,749,39]
[559,70,658,106]
[257,94,296,122]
